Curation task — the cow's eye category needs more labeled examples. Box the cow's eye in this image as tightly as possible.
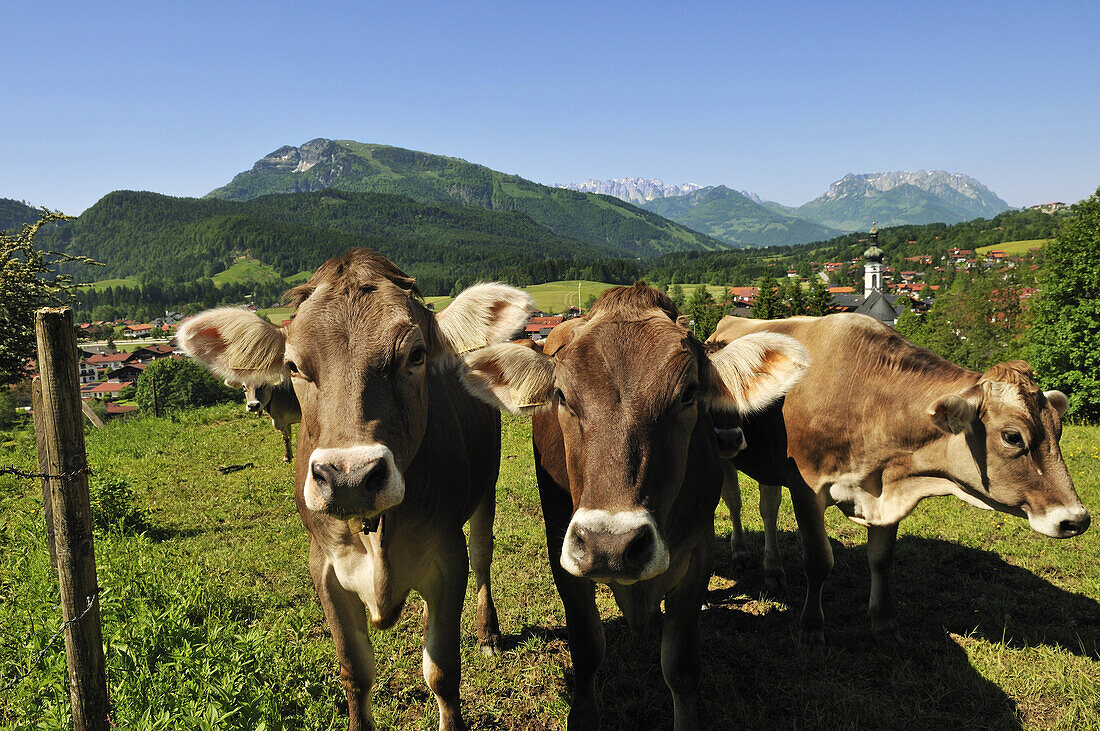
[556,389,572,413]
[286,361,300,375]
[407,347,427,368]
[681,385,698,406]
[1002,430,1025,449]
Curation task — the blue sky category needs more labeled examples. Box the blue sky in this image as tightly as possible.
[3,0,1098,214]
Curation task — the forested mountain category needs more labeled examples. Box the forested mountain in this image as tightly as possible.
[795,171,1011,231]
[640,186,842,247]
[0,198,41,232]
[40,189,634,295]
[207,139,727,257]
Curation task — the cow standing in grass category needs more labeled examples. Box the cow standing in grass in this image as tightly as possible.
[462,283,807,729]
[180,249,532,731]
[710,313,1091,645]
[228,377,301,462]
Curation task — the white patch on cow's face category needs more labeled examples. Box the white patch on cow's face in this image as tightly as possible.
[1026,504,1091,538]
[559,508,670,583]
[304,444,404,516]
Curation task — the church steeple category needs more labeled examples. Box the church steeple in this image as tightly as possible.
[863,221,884,296]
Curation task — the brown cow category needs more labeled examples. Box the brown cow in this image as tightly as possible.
[461,283,807,729]
[179,249,533,731]
[709,313,1090,645]
[227,377,301,462]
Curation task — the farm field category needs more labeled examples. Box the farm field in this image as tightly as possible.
[976,239,1050,255]
[2,408,1097,729]
[79,277,140,292]
[210,258,284,287]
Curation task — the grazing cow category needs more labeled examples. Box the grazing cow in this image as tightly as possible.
[461,283,807,729]
[709,313,1091,645]
[228,377,301,462]
[179,249,533,731]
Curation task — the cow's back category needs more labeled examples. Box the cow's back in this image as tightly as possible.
[713,313,966,488]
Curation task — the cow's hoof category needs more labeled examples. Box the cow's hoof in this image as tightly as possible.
[873,627,904,648]
[799,627,827,648]
[479,637,501,658]
[763,570,788,594]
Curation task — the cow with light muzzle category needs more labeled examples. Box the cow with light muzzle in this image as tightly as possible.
[461,282,807,730]
[181,248,533,731]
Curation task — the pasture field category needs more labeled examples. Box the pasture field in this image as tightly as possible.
[976,239,1050,256]
[211,258,285,287]
[79,277,140,292]
[1,408,1098,729]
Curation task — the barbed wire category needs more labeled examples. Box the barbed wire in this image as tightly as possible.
[0,464,92,481]
[1,590,99,693]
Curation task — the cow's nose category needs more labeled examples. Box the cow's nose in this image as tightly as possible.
[715,426,746,458]
[246,401,262,412]
[1059,510,1090,537]
[567,522,658,579]
[311,459,388,499]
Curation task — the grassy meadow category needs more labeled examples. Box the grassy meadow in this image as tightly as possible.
[976,239,1050,256]
[2,408,1097,729]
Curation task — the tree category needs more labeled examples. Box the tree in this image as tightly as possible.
[668,283,685,308]
[683,285,727,340]
[0,211,97,384]
[1029,187,1100,420]
[751,273,783,320]
[806,276,832,316]
[133,358,239,413]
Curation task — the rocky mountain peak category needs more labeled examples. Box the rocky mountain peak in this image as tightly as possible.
[557,177,703,205]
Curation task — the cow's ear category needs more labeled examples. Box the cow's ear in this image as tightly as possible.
[461,342,555,415]
[1044,390,1069,417]
[435,283,534,354]
[178,308,286,387]
[928,395,978,434]
[704,332,808,413]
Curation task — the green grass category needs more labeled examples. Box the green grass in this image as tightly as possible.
[79,277,140,291]
[3,409,1096,729]
[256,307,295,325]
[211,258,284,287]
[976,239,1050,255]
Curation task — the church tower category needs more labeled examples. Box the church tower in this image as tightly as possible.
[863,222,884,296]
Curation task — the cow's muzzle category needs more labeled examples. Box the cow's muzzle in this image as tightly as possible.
[304,445,404,517]
[1027,504,1090,538]
[560,508,669,584]
[715,426,746,458]
[246,401,263,413]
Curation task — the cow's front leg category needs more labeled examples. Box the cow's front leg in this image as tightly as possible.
[759,483,788,592]
[420,532,470,731]
[866,523,902,646]
[541,487,604,728]
[788,482,833,646]
[310,541,377,731]
[281,425,294,463]
[661,544,712,730]
[720,460,747,556]
[468,483,501,656]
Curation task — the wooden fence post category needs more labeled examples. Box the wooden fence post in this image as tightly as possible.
[34,306,108,730]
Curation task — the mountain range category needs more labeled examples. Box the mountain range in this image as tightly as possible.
[560,171,1012,246]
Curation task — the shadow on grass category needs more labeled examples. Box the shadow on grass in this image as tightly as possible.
[551,530,1100,730]
[714,529,1100,661]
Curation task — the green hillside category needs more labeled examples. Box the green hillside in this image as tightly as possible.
[642,186,841,247]
[0,198,41,232]
[42,189,626,292]
[795,183,980,231]
[206,139,728,257]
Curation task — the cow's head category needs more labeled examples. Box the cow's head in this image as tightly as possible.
[226,379,271,413]
[463,282,807,584]
[181,249,532,521]
[928,360,1089,538]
